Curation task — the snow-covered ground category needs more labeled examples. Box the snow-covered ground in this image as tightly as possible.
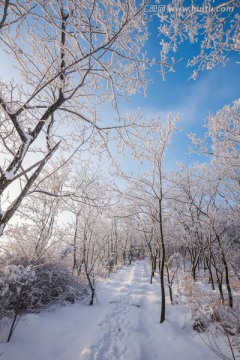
[0,259,220,360]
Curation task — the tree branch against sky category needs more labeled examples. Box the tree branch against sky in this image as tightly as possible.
[157,0,240,79]
[0,2,239,354]
[0,0,162,236]
[123,115,178,323]
[189,98,240,171]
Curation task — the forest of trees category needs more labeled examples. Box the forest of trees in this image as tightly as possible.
[0,0,239,357]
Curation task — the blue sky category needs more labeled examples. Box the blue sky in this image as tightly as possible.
[137,57,240,169]
[1,2,239,174]
[118,8,240,171]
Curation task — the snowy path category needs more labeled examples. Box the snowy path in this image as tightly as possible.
[80,260,157,360]
[0,260,219,360]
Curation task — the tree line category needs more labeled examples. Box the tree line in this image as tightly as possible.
[0,1,239,354]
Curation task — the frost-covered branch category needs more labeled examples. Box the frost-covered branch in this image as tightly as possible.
[158,0,240,78]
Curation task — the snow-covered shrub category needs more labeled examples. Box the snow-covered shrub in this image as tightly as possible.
[0,263,38,342]
[181,274,196,301]
[0,256,89,341]
[166,252,182,268]
[30,262,89,308]
[191,289,240,359]
[192,316,209,333]
[0,264,36,318]
[0,260,89,320]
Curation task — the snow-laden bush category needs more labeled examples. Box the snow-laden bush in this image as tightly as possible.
[0,261,88,319]
[0,259,89,341]
[0,264,36,317]
[190,288,240,359]
[30,262,88,307]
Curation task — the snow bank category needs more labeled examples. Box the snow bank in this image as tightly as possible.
[0,260,220,360]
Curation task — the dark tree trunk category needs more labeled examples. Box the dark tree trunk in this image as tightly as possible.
[216,233,233,308]
[150,255,156,284]
[159,201,166,323]
[166,264,173,304]
[216,270,224,304]
[86,271,95,306]
[206,258,215,290]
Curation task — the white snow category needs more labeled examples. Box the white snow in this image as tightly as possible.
[0,260,220,360]
[2,170,15,181]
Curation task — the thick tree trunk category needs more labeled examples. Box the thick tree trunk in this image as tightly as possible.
[206,258,215,290]
[159,197,166,324]
[86,271,95,306]
[159,255,165,323]
[189,249,199,282]
[216,270,224,304]
[150,255,156,284]
[166,264,173,304]
[216,233,233,307]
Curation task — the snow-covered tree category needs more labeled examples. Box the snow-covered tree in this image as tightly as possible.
[0,0,156,236]
[174,163,238,307]
[190,99,240,172]
[158,0,240,78]
[124,115,178,322]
